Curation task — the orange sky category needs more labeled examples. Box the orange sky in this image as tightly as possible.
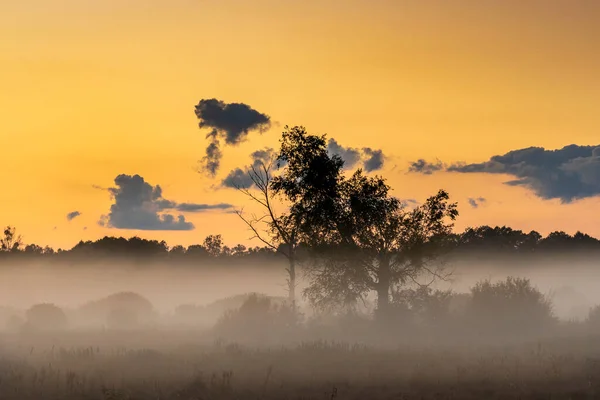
[1,0,599,249]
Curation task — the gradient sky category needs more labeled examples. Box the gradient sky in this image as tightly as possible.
[2,0,599,249]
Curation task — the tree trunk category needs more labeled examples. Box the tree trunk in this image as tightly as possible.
[375,254,391,319]
[287,251,296,306]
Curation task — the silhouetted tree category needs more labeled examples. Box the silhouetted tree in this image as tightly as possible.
[1,226,22,252]
[232,150,301,303]
[169,245,186,256]
[186,244,210,258]
[202,234,223,257]
[271,126,458,316]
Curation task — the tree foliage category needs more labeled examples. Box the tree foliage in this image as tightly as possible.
[271,126,458,314]
[1,226,22,252]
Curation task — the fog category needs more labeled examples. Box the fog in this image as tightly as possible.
[0,262,287,313]
[2,256,600,399]
[2,256,598,321]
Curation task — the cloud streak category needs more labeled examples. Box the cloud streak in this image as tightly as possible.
[407,159,445,175]
[194,98,271,176]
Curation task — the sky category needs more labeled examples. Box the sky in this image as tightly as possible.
[1,0,599,249]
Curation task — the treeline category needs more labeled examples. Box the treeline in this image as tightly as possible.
[1,225,599,263]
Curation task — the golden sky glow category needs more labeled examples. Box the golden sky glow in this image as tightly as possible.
[1,0,599,249]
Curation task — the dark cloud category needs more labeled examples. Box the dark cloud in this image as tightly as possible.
[327,139,362,168]
[467,197,487,209]
[66,211,81,221]
[194,99,271,176]
[407,159,445,175]
[448,144,600,203]
[98,174,233,230]
[327,139,385,172]
[362,147,384,172]
[221,147,277,189]
[201,141,222,176]
[222,168,253,189]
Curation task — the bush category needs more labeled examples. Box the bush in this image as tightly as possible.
[79,292,156,328]
[585,305,600,331]
[25,303,68,331]
[467,277,555,339]
[213,294,301,345]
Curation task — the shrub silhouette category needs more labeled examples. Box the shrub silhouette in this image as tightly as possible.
[79,292,156,328]
[213,293,301,344]
[175,293,288,327]
[25,303,68,331]
[585,305,600,331]
[467,277,555,339]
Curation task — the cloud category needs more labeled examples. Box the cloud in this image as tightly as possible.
[407,159,445,175]
[447,144,600,203]
[467,197,487,209]
[400,198,419,206]
[221,147,277,189]
[98,174,233,230]
[194,98,271,176]
[362,148,384,172]
[407,145,600,203]
[327,139,361,168]
[326,139,386,172]
[66,211,81,221]
[175,203,233,212]
[222,168,253,189]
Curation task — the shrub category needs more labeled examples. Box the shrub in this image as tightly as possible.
[585,305,600,331]
[79,292,156,327]
[213,293,301,345]
[467,276,555,339]
[25,303,68,331]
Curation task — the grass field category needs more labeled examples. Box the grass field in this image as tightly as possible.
[2,329,600,399]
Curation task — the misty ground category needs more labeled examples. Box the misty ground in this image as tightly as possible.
[2,259,600,399]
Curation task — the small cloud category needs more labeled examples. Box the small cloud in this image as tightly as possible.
[467,197,487,209]
[327,139,386,172]
[399,198,420,209]
[362,148,384,172]
[221,147,277,189]
[99,174,233,231]
[407,159,445,175]
[327,139,362,169]
[222,168,253,189]
[66,211,81,221]
[194,98,271,176]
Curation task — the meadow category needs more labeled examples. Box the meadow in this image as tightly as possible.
[2,330,600,400]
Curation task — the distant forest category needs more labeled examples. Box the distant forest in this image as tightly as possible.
[1,225,599,264]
